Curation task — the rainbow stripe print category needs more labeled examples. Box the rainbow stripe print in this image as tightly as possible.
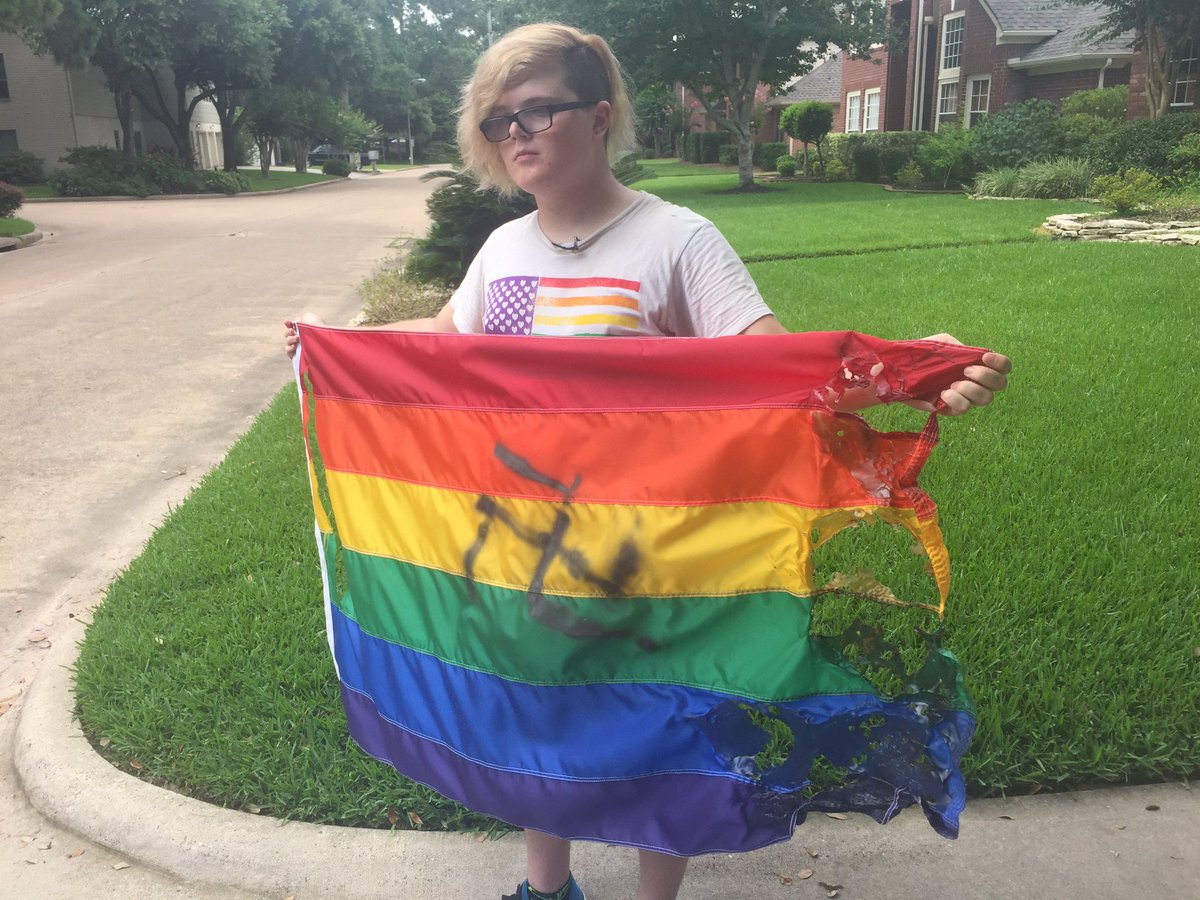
[484,275,642,335]
[294,327,981,856]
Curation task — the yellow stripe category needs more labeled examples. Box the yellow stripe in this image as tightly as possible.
[533,312,640,329]
[325,471,945,603]
[538,293,640,310]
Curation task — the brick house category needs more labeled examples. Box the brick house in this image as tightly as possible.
[0,33,225,171]
[771,0,1197,136]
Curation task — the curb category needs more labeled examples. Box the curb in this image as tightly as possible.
[22,166,444,203]
[12,632,519,898]
[22,177,349,203]
[0,229,43,251]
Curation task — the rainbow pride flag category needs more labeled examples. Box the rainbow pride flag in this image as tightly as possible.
[294,327,983,856]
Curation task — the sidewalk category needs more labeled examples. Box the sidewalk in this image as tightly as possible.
[14,630,1199,899]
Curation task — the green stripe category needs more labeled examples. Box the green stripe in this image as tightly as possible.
[334,549,963,705]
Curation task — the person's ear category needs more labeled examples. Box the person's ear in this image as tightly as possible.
[593,100,612,139]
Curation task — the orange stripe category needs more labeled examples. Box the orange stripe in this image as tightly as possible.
[537,293,640,310]
[311,399,935,513]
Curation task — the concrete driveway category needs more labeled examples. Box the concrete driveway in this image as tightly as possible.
[0,170,439,897]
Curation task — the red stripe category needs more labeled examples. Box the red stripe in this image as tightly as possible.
[539,275,641,291]
[296,328,987,414]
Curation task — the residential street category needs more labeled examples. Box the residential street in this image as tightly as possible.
[0,170,438,897]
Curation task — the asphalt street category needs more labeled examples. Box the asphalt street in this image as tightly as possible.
[0,169,438,898]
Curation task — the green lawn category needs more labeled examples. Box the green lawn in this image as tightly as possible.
[74,179,1200,831]
[16,184,56,199]
[0,217,35,237]
[238,169,340,191]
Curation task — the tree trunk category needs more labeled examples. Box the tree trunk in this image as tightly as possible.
[802,143,810,177]
[173,76,196,167]
[256,138,272,178]
[113,86,136,162]
[736,133,754,189]
[292,138,309,173]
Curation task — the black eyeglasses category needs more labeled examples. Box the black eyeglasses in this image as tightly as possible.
[478,100,599,142]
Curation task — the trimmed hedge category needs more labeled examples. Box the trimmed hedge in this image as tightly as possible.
[0,151,46,186]
[753,141,789,171]
[1085,112,1200,177]
[828,132,931,181]
[683,131,729,163]
[48,146,250,197]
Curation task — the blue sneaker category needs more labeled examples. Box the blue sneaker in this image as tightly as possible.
[502,874,586,900]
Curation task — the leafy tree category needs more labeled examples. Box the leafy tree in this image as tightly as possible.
[0,0,63,32]
[634,84,675,156]
[1069,0,1200,118]
[515,0,893,189]
[779,101,833,176]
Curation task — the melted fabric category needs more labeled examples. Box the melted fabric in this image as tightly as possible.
[294,328,983,855]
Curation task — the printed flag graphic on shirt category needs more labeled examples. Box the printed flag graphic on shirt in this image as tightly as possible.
[293,327,984,856]
[485,275,642,335]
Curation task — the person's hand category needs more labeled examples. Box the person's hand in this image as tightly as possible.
[285,312,325,359]
[922,333,1012,416]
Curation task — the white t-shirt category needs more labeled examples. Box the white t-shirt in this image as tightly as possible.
[450,192,773,338]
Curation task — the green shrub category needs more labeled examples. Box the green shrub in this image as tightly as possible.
[895,160,925,188]
[1060,84,1128,120]
[1085,112,1200,177]
[920,124,974,188]
[831,132,932,180]
[718,145,739,166]
[323,158,353,177]
[683,131,729,164]
[973,167,1021,197]
[406,168,537,286]
[0,151,46,186]
[1092,168,1163,214]
[823,158,848,181]
[1013,157,1096,199]
[49,168,153,197]
[0,181,24,217]
[139,150,207,193]
[1063,114,1121,157]
[1167,133,1200,174]
[199,170,251,194]
[775,155,797,177]
[851,143,882,181]
[611,154,655,185]
[753,141,789,171]
[971,99,1066,169]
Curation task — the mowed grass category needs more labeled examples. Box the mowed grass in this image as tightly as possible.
[0,216,36,236]
[73,180,1200,830]
[239,169,340,191]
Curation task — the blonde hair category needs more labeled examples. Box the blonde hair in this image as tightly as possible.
[456,23,636,196]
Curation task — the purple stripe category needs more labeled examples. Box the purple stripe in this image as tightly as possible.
[340,684,800,856]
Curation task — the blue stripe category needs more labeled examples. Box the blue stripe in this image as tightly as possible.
[330,604,971,790]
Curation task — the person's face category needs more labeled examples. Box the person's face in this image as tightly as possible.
[485,70,610,197]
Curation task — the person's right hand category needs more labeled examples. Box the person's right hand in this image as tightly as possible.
[285,312,325,359]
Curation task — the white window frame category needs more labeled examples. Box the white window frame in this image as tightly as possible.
[940,12,965,77]
[0,53,10,100]
[936,81,959,131]
[1171,39,1196,108]
[864,88,881,132]
[845,91,862,133]
[966,75,990,127]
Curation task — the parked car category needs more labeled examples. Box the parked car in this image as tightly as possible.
[307,144,353,166]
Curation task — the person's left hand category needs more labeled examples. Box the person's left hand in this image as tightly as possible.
[923,333,1012,416]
